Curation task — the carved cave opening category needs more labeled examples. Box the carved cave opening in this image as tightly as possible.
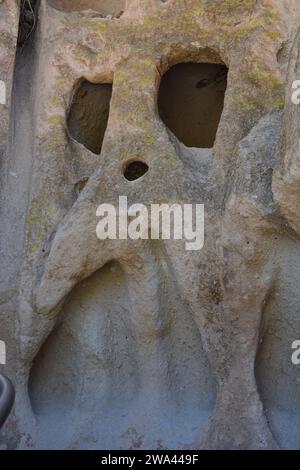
[48,0,126,17]
[158,62,228,148]
[67,80,112,155]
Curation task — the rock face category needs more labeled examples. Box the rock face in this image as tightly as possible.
[1,0,300,450]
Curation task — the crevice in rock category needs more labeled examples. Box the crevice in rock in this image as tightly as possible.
[74,177,89,197]
[123,160,149,181]
[67,79,112,155]
[158,62,228,149]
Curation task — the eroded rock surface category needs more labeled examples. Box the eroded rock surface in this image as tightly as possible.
[1,0,300,450]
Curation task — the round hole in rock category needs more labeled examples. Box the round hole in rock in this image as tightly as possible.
[123,160,149,181]
[67,80,112,155]
[18,0,38,47]
[158,62,228,148]
[48,0,125,16]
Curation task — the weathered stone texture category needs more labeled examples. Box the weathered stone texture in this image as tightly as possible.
[1,0,300,450]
